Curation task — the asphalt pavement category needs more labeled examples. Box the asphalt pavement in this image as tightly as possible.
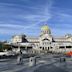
[0,54,72,72]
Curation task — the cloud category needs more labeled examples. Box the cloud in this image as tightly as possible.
[0,0,72,40]
[0,0,53,37]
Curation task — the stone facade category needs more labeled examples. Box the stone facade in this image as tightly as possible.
[11,25,72,53]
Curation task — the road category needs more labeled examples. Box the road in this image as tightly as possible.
[0,54,72,72]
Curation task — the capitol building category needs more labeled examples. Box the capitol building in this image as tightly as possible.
[11,25,72,54]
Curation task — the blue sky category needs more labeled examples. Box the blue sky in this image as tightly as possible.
[0,0,72,41]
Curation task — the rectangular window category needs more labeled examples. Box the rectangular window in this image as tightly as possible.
[59,46,65,48]
[66,46,72,48]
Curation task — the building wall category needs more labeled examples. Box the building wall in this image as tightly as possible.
[10,25,72,53]
[11,35,22,43]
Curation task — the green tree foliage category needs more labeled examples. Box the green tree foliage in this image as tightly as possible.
[2,44,11,51]
[0,42,11,52]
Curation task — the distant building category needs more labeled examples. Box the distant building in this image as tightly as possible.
[11,25,72,53]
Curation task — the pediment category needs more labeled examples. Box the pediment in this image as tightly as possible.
[42,38,50,41]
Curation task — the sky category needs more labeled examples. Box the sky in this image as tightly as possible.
[0,0,72,41]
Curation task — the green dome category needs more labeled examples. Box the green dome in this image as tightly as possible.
[41,25,51,34]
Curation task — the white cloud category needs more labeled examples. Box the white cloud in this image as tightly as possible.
[0,0,53,36]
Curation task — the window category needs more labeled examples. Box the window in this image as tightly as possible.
[66,46,72,48]
[40,47,42,49]
[59,46,65,48]
[48,47,49,50]
[43,47,44,50]
[50,47,53,49]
